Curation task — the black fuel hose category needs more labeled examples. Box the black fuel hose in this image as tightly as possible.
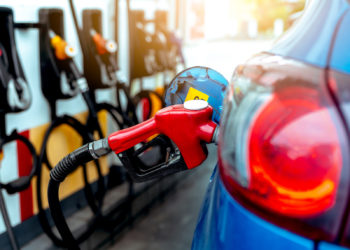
[91,102,133,188]
[95,102,124,128]
[46,94,169,249]
[0,190,19,250]
[36,115,105,247]
[38,102,132,247]
[48,138,111,249]
[0,130,38,194]
[81,90,104,139]
[116,82,139,126]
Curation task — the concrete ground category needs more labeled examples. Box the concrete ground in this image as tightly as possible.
[22,146,217,250]
[107,145,217,250]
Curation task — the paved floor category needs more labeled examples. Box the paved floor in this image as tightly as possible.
[22,145,217,250]
[107,145,217,250]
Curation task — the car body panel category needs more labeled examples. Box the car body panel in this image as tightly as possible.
[269,0,349,69]
[192,167,315,250]
[319,242,349,250]
[329,9,350,74]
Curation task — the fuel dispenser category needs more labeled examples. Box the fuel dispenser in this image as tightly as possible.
[0,7,37,250]
[127,7,185,122]
[155,10,185,72]
[80,8,133,129]
[80,6,162,126]
[82,9,119,90]
[37,9,107,247]
[126,10,163,124]
[37,6,172,248]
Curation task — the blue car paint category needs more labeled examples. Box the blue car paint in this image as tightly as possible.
[269,0,349,69]
[192,167,315,250]
[164,66,228,124]
[191,1,350,249]
[319,242,349,250]
[329,9,350,74]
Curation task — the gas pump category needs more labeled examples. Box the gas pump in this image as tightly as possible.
[155,10,186,72]
[36,9,107,247]
[0,7,38,250]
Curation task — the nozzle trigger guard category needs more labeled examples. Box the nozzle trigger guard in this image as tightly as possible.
[117,135,187,182]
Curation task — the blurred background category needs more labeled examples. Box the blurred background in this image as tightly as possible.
[128,0,307,79]
[181,0,306,77]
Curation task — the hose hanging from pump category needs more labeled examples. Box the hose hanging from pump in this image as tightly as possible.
[36,28,112,246]
[40,3,176,248]
[36,115,105,247]
[36,4,135,246]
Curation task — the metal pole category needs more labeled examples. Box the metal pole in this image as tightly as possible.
[0,190,19,250]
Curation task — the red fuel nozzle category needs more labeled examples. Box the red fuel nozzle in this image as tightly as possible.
[108,101,217,169]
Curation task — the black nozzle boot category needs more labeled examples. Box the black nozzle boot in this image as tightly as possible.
[0,8,31,114]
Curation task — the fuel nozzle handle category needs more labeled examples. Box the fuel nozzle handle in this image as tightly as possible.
[49,30,88,90]
[90,29,118,55]
[108,100,217,169]
[50,100,217,183]
[90,29,119,84]
[49,30,77,61]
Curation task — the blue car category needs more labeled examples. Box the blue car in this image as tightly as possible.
[192,0,350,249]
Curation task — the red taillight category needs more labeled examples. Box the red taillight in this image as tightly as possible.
[219,84,346,219]
[219,57,350,241]
[247,87,341,217]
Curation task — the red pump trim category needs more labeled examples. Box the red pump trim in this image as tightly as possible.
[108,104,217,169]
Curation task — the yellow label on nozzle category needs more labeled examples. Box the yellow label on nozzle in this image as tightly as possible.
[185,87,209,102]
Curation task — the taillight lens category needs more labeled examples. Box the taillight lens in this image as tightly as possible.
[248,86,341,217]
[219,61,350,240]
